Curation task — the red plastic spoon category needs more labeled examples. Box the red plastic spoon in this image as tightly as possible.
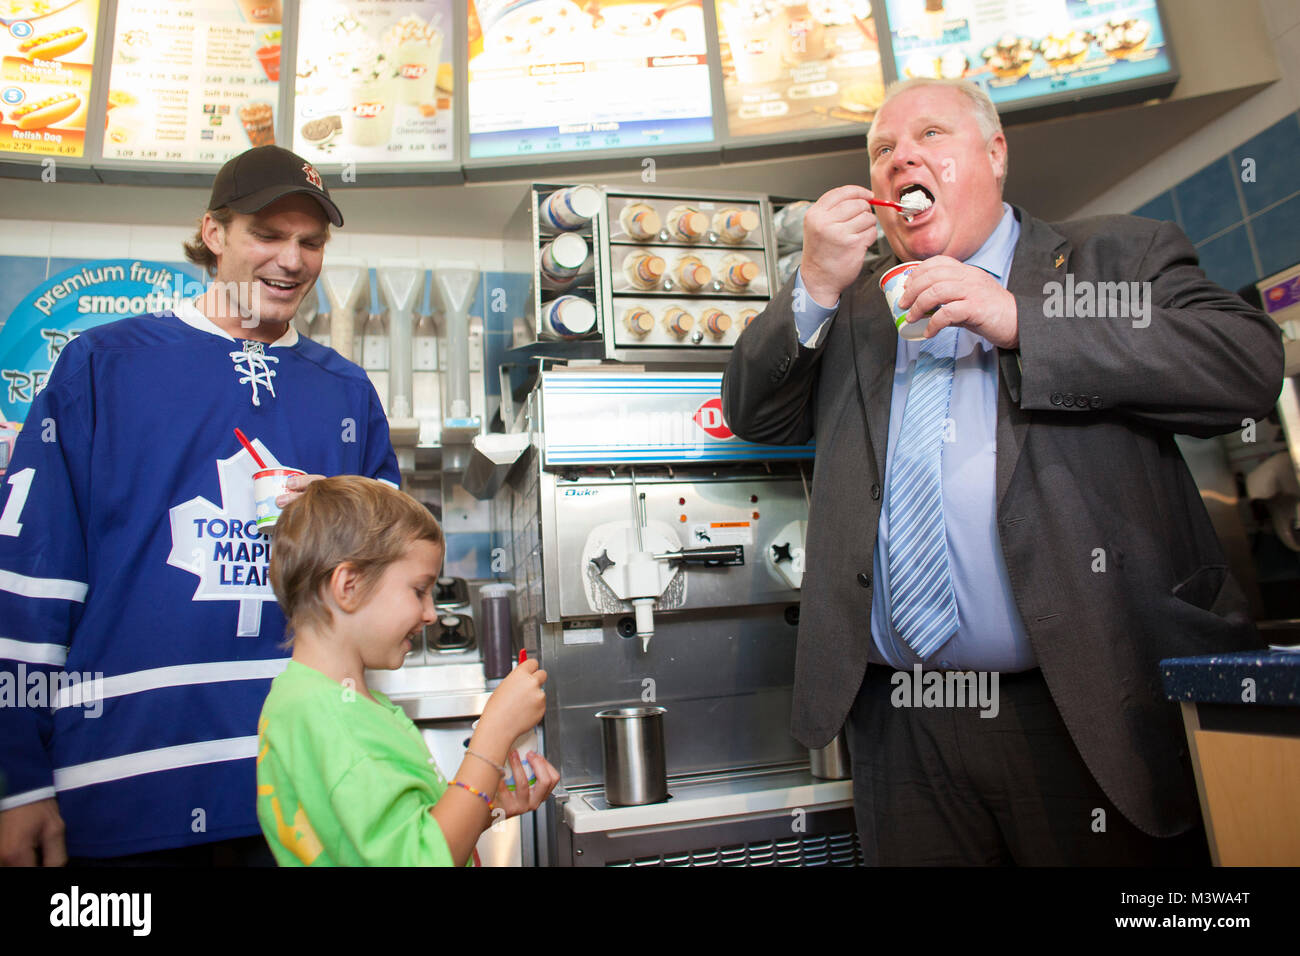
[233,428,268,469]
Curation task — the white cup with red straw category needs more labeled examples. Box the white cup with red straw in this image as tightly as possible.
[235,428,304,532]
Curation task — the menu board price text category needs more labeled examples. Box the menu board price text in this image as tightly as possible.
[0,0,101,160]
[102,0,283,167]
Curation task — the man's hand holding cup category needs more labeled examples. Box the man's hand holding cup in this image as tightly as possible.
[895,256,1019,349]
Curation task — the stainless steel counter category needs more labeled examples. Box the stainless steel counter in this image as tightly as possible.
[563,765,852,834]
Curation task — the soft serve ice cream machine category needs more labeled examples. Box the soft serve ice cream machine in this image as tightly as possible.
[495,371,861,866]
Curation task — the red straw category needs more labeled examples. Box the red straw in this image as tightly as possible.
[233,428,268,469]
[519,649,527,665]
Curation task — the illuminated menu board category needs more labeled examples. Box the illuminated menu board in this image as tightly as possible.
[0,0,102,159]
[101,0,283,165]
[467,0,714,159]
[715,0,885,138]
[293,0,454,166]
[882,0,1173,110]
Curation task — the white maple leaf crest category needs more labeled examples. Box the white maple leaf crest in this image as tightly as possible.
[167,442,282,635]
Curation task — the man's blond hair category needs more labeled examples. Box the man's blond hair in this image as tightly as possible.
[269,475,443,643]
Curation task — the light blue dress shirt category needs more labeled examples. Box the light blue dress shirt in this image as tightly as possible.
[792,203,1034,671]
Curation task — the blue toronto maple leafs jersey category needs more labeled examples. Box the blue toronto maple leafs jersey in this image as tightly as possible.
[0,303,399,856]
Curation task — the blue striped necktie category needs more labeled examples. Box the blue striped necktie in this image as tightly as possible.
[887,326,960,658]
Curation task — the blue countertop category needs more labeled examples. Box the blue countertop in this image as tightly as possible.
[1161,649,1300,706]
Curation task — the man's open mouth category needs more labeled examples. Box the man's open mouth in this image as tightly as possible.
[898,184,936,220]
[259,277,300,292]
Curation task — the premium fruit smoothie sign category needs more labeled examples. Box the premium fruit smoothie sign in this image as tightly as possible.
[0,0,103,159]
[292,0,454,165]
[101,0,283,165]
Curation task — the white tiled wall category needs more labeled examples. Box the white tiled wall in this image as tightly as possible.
[0,218,507,272]
[0,220,51,259]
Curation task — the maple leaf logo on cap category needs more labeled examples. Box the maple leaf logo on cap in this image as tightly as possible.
[303,163,323,190]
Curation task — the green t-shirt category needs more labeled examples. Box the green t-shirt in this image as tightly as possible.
[256,659,465,866]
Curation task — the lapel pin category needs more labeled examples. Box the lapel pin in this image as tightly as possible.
[1053,254,1065,269]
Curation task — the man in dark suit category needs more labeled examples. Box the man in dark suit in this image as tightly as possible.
[722,78,1283,865]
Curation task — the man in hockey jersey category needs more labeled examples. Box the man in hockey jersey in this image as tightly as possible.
[0,146,400,865]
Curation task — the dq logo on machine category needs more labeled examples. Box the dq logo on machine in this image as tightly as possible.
[692,398,733,440]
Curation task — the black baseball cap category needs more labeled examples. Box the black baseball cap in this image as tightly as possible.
[208,145,343,227]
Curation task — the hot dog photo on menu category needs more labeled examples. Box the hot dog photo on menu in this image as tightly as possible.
[0,0,101,158]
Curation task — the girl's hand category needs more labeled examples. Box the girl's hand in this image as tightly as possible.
[494,751,560,819]
[477,658,548,750]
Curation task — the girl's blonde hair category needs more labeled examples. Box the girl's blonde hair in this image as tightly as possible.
[269,475,443,642]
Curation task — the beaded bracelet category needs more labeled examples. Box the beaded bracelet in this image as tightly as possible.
[451,779,494,810]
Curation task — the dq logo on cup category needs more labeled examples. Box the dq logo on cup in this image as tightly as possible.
[879,261,937,340]
[253,467,305,530]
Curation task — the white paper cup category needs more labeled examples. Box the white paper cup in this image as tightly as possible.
[253,467,305,531]
[880,260,938,340]
[543,295,597,338]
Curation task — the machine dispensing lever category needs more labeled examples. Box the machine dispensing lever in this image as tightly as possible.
[653,545,745,567]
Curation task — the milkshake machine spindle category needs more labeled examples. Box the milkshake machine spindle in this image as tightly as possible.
[310,284,331,348]
[412,269,442,446]
[362,274,389,375]
[319,258,369,364]
[378,259,425,450]
[431,262,481,444]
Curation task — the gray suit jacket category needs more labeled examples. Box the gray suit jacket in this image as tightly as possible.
[722,205,1284,837]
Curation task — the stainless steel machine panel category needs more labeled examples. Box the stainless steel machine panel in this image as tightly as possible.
[419,721,523,867]
[491,371,852,865]
[540,609,806,791]
[549,473,807,620]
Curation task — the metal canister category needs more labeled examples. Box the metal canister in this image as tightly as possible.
[809,733,851,779]
[596,706,668,806]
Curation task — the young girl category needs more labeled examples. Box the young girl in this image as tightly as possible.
[257,475,557,866]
